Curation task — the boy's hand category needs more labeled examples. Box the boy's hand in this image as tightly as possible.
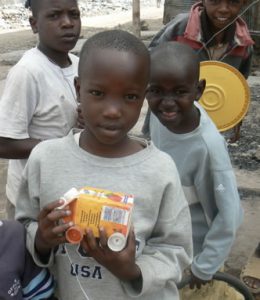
[35,200,73,258]
[189,270,211,289]
[81,227,141,282]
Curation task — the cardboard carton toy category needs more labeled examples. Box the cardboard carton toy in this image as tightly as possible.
[59,187,134,252]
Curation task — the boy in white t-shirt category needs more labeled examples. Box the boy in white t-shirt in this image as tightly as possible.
[0,0,81,218]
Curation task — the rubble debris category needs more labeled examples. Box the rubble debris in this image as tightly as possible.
[0,0,160,30]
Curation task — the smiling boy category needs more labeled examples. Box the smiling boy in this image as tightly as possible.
[147,42,243,299]
[143,0,254,142]
[0,0,81,218]
[16,30,193,300]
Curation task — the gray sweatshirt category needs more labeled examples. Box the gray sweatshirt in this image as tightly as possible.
[150,103,243,280]
[16,130,193,300]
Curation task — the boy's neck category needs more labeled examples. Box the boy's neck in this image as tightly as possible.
[214,32,225,45]
[79,131,144,158]
[37,45,71,68]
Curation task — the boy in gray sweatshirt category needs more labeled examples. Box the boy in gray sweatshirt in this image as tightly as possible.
[147,42,243,298]
[16,30,193,300]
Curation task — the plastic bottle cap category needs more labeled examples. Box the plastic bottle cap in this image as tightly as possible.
[66,226,83,244]
[63,188,79,201]
[107,232,126,252]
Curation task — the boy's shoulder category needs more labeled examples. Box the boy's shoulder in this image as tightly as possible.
[14,48,78,73]
[149,12,190,48]
[162,13,190,36]
[15,47,46,68]
[31,133,69,158]
[148,140,181,178]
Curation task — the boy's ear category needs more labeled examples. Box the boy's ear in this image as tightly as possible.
[196,79,206,101]
[74,76,81,100]
[29,16,38,34]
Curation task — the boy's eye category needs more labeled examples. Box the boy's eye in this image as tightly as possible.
[70,10,80,19]
[48,12,59,19]
[175,90,187,96]
[89,90,104,97]
[125,94,138,101]
[147,87,162,96]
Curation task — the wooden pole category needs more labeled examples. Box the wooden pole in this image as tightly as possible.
[132,0,141,38]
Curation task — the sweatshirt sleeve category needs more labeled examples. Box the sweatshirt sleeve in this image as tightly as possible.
[191,165,243,280]
[16,148,55,268]
[122,161,193,296]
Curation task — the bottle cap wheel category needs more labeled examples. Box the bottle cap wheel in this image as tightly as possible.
[66,226,83,244]
[107,232,126,252]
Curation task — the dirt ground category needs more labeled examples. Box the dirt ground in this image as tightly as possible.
[0,16,260,298]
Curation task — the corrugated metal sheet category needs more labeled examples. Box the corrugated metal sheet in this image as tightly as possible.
[163,0,196,24]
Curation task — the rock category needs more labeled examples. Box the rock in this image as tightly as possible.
[141,20,149,31]
[252,70,260,77]
[248,76,260,87]
[254,148,260,161]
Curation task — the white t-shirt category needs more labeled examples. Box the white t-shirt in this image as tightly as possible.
[0,47,79,205]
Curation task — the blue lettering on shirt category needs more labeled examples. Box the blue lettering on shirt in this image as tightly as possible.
[70,263,102,279]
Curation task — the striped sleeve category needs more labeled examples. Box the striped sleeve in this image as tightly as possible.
[22,250,55,300]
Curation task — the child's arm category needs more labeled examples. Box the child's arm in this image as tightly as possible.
[128,172,193,296]
[191,156,243,282]
[18,198,74,267]
[16,149,74,267]
[132,185,192,295]
[0,220,55,299]
[22,249,55,299]
[0,137,41,159]
[35,200,73,261]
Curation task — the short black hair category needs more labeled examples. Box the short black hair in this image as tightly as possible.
[79,29,150,77]
[28,0,40,16]
[29,0,78,17]
[151,42,200,81]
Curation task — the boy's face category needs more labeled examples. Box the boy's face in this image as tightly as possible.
[202,0,245,31]
[75,48,149,156]
[30,0,81,55]
[147,60,205,134]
